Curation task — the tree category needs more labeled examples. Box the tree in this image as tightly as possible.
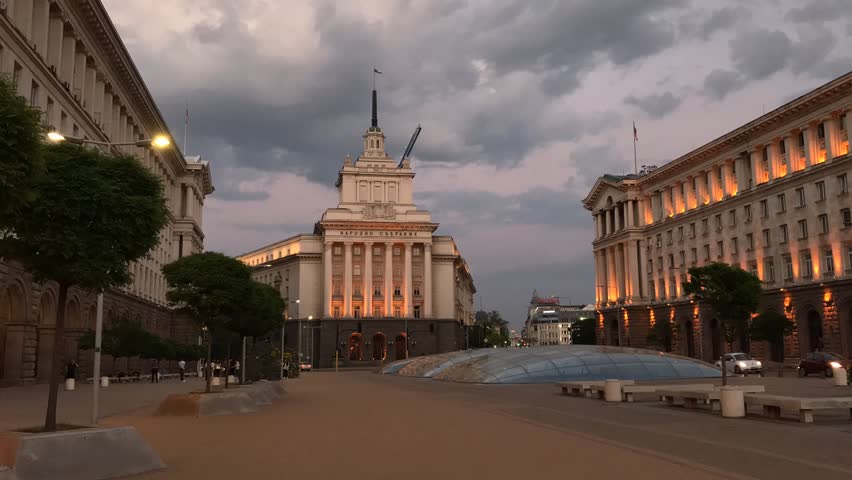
[569,318,597,345]
[162,252,254,393]
[682,262,762,354]
[0,74,43,222]
[0,143,168,431]
[646,319,674,353]
[750,310,794,362]
[225,282,285,385]
[475,310,510,347]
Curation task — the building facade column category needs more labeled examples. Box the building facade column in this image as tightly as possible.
[825,113,841,160]
[424,243,433,318]
[601,209,609,236]
[606,246,617,302]
[323,242,332,317]
[803,123,817,167]
[594,213,602,238]
[343,242,353,317]
[364,242,373,316]
[627,240,639,301]
[615,243,625,301]
[384,243,393,317]
[404,243,413,317]
[625,200,634,228]
[785,133,798,173]
[768,139,782,180]
[662,188,672,218]
[696,173,708,205]
[734,154,748,192]
[721,159,734,196]
[594,251,602,304]
[614,204,622,231]
[683,178,694,210]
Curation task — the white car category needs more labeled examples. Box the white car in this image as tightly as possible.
[299,361,312,372]
[715,353,763,375]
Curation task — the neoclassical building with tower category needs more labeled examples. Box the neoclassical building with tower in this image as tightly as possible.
[237,89,476,367]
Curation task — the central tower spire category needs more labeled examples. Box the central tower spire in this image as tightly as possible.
[371,89,378,128]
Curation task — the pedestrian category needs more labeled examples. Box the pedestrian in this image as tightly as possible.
[178,359,186,382]
[234,360,240,382]
[65,360,78,380]
[150,361,159,383]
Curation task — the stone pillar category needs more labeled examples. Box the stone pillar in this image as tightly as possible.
[606,247,617,302]
[784,134,797,173]
[721,159,734,196]
[404,243,413,317]
[614,204,622,231]
[803,123,817,167]
[384,243,393,317]
[825,113,841,160]
[602,209,609,236]
[47,14,63,71]
[594,213,601,238]
[735,154,749,192]
[594,251,602,303]
[343,243,353,317]
[323,242,332,317]
[684,178,695,210]
[638,240,648,300]
[696,173,708,205]
[708,167,720,202]
[768,140,782,180]
[626,200,634,228]
[364,242,373,316]
[627,241,640,301]
[73,46,86,98]
[424,244,433,318]
[662,188,672,218]
[31,0,49,55]
[60,32,76,85]
[14,0,34,39]
[749,148,761,187]
[615,244,625,301]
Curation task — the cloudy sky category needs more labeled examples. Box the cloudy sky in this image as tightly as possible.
[104,0,851,327]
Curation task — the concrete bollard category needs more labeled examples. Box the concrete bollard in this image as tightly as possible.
[720,386,745,418]
[228,375,237,384]
[100,376,110,387]
[64,378,76,391]
[211,376,221,386]
[831,366,848,386]
[603,379,622,402]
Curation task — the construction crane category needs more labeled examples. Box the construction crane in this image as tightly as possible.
[398,124,421,168]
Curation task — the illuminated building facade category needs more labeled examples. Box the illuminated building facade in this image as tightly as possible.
[523,293,591,346]
[237,89,475,367]
[0,1,214,385]
[583,72,852,363]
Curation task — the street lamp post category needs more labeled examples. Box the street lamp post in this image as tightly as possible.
[46,132,172,425]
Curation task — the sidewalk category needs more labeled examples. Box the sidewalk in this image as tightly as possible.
[0,378,205,431]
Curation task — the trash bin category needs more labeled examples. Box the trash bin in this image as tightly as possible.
[100,376,110,387]
[720,386,745,418]
[64,378,76,391]
[603,379,622,402]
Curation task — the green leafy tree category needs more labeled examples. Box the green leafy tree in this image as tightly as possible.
[749,309,794,362]
[0,74,43,222]
[0,143,168,431]
[569,317,597,345]
[162,252,254,393]
[647,319,674,352]
[225,282,285,384]
[682,262,762,354]
[475,310,510,347]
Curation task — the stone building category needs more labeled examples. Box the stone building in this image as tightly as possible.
[583,72,852,363]
[237,89,475,367]
[0,0,214,385]
[523,293,591,346]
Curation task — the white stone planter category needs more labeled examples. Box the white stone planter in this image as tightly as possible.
[720,386,745,418]
[603,379,622,402]
[64,378,75,391]
[227,375,237,384]
[100,376,110,388]
[831,366,848,386]
[211,376,221,386]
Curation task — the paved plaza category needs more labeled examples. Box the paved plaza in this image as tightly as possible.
[2,371,852,479]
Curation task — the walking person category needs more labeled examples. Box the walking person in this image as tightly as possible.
[150,361,160,383]
[178,359,186,382]
[233,360,240,383]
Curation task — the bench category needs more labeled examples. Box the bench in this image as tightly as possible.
[659,386,766,411]
[557,380,635,397]
[621,383,715,402]
[744,394,852,423]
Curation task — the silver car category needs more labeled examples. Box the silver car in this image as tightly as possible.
[715,352,763,375]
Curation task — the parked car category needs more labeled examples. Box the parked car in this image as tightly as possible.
[299,361,312,372]
[797,352,848,377]
[715,352,763,375]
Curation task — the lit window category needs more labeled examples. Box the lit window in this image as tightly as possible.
[800,251,813,277]
[823,249,834,275]
[818,214,829,234]
[798,219,808,239]
[815,181,826,201]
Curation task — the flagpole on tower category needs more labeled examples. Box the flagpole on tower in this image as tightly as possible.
[633,122,638,175]
[184,100,190,155]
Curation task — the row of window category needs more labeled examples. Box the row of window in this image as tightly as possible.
[332,305,422,318]
[648,246,852,300]
[333,245,423,256]
[332,285,422,297]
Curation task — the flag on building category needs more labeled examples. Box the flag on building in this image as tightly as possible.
[633,122,638,141]
[374,67,383,74]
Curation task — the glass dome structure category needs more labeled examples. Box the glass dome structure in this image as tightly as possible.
[382,345,721,384]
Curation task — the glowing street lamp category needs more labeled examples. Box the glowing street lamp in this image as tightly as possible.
[47,132,171,149]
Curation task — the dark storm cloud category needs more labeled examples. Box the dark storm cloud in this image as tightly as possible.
[785,0,852,24]
[730,29,792,80]
[623,92,683,119]
[702,69,744,100]
[789,30,836,74]
[693,6,751,40]
[213,188,270,202]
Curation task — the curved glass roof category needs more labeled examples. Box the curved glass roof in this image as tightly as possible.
[382,345,721,384]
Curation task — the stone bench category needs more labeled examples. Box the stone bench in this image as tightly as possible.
[744,394,852,423]
[660,386,765,411]
[557,380,635,397]
[621,383,715,402]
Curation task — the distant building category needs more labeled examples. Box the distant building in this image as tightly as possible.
[523,292,591,346]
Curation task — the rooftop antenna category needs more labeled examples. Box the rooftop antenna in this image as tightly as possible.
[399,124,421,168]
